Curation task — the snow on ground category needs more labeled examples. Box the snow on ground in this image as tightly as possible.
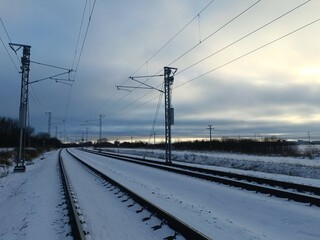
[0,150,71,240]
[102,147,320,180]
[70,148,320,240]
[0,148,14,152]
[0,165,9,178]
[1,147,319,240]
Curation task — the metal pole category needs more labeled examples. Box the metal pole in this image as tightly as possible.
[206,124,214,149]
[54,126,58,138]
[164,67,177,164]
[10,43,31,172]
[99,115,104,151]
[46,112,51,137]
[207,124,213,142]
[99,114,105,141]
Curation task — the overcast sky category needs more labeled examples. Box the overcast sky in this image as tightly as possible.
[1,0,320,142]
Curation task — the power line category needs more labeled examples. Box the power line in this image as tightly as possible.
[107,7,319,121]
[95,1,315,137]
[175,17,320,89]
[1,17,50,123]
[168,0,262,67]
[0,17,20,73]
[130,0,216,77]
[101,0,261,121]
[177,0,312,76]
[63,0,97,136]
[30,60,72,71]
[0,17,20,63]
[73,0,97,76]
[71,0,88,71]
[91,0,217,120]
[0,17,13,42]
[104,0,262,120]
[29,86,47,119]
[0,36,20,73]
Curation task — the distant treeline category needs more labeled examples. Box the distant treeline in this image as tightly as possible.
[0,117,21,147]
[172,138,298,156]
[96,137,299,156]
[0,116,62,149]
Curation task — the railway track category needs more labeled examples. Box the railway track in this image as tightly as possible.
[81,148,320,207]
[60,149,211,240]
[59,149,88,240]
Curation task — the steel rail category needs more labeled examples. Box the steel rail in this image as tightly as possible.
[59,149,87,240]
[66,149,211,240]
[82,148,320,207]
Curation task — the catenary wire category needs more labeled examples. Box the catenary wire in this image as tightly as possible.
[105,17,320,121]
[89,0,217,121]
[64,0,97,132]
[0,17,12,42]
[0,17,21,72]
[95,0,311,137]
[77,1,314,140]
[0,17,20,63]
[1,17,48,122]
[168,0,262,67]
[73,0,97,77]
[0,35,20,73]
[101,0,262,120]
[71,0,88,71]
[176,0,312,76]
[100,0,262,121]
[175,17,320,89]
[129,0,216,78]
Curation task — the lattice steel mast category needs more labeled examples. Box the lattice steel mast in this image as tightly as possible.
[164,67,177,163]
[118,66,177,164]
[9,43,31,172]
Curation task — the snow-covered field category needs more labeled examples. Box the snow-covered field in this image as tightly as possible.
[71,148,320,240]
[0,148,319,240]
[103,147,320,180]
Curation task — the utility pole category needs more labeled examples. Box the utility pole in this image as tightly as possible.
[63,120,66,143]
[98,114,105,151]
[54,125,58,138]
[99,114,105,141]
[9,43,31,172]
[45,112,52,137]
[86,127,88,143]
[207,124,213,142]
[153,132,156,145]
[206,124,214,149]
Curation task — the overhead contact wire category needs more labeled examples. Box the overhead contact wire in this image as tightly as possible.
[175,17,320,89]
[177,0,312,76]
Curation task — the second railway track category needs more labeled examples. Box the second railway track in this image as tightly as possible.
[81,148,320,207]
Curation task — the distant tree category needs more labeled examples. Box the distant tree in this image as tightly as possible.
[0,117,20,147]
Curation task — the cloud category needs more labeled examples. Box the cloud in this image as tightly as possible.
[1,0,320,142]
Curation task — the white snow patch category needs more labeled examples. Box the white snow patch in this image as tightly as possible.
[0,150,72,240]
[101,147,320,180]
